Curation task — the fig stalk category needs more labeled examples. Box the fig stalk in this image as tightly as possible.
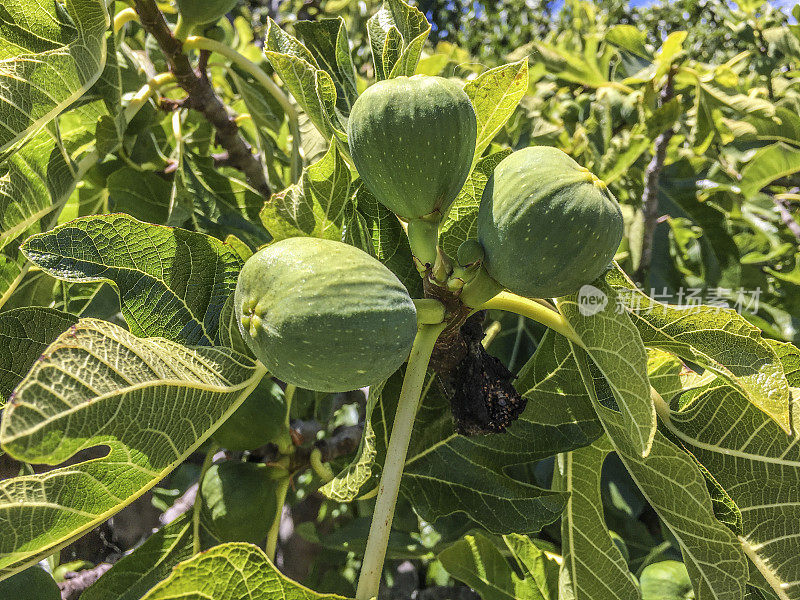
[406,217,440,273]
[458,266,503,308]
[355,322,446,600]
[479,290,582,345]
[265,470,291,561]
[192,444,219,555]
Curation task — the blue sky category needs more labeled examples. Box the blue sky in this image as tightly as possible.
[625,0,796,6]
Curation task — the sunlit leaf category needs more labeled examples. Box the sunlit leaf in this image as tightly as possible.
[440,149,511,259]
[739,142,800,199]
[0,319,264,579]
[0,307,77,402]
[260,142,352,242]
[367,0,430,80]
[656,346,800,600]
[464,61,528,159]
[558,279,657,458]
[553,438,640,600]
[439,532,557,600]
[21,214,244,346]
[265,20,343,142]
[0,0,109,152]
[294,18,358,114]
[606,267,792,433]
[141,543,348,600]
[81,516,194,600]
[572,350,749,600]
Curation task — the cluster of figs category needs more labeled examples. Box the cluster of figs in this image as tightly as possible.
[235,75,624,393]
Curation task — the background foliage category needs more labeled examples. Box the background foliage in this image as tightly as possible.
[1,0,799,599]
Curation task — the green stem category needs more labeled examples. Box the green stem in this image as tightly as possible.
[283,384,295,430]
[458,266,503,308]
[310,448,335,482]
[481,320,502,348]
[123,73,176,122]
[113,7,140,32]
[355,322,446,600]
[0,264,29,313]
[480,291,583,346]
[265,473,291,561]
[406,217,440,273]
[182,35,302,183]
[602,81,635,94]
[192,443,219,555]
[413,299,446,325]
[172,15,194,40]
[508,314,526,372]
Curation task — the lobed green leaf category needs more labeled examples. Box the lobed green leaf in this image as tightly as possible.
[81,515,194,600]
[0,307,78,402]
[553,438,640,600]
[464,61,529,160]
[606,266,792,433]
[572,350,749,600]
[0,0,109,152]
[141,543,348,600]
[439,532,557,600]
[21,214,245,346]
[558,279,657,458]
[0,319,264,579]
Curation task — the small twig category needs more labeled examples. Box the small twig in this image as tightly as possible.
[212,151,233,167]
[160,483,198,525]
[773,196,800,241]
[635,68,677,284]
[132,0,271,198]
[197,49,212,80]
[59,563,112,600]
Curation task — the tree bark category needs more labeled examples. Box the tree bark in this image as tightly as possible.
[635,69,676,284]
[132,0,272,199]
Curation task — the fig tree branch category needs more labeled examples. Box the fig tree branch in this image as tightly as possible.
[131,0,272,198]
[182,35,303,184]
[635,69,676,284]
[59,563,112,600]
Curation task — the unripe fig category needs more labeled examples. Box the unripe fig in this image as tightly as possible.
[175,0,237,34]
[457,239,485,267]
[200,461,281,544]
[477,147,623,298]
[212,380,289,452]
[0,567,60,600]
[347,75,477,221]
[234,237,417,392]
